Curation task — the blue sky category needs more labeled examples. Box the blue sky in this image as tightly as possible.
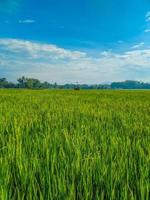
[0,0,150,83]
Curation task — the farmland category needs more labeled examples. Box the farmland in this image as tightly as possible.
[0,89,150,200]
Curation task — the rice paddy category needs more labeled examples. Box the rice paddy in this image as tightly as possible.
[0,89,150,200]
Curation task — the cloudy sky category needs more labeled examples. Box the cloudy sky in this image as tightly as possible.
[0,0,150,83]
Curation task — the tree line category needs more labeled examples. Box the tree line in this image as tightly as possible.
[0,77,150,89]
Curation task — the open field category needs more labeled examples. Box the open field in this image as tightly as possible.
[0,89,150,200]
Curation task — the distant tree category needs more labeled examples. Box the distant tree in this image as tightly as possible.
[17,76,26,88]
[0,78,8,88]
[42,81,51,89]
[54,82,58,89]
[111,80,150,89]
[17,77,42,89]
[0,77,150,89]
[26,78,41,89]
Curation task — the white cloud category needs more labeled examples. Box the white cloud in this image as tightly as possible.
[18,19,35,24]
[145,11,150,22]
[131,42,144,49]
[146,11,150,17]
[100,51,111,57]
[0,38,150,83]
[0,38,86,60]
[144,29,150,33]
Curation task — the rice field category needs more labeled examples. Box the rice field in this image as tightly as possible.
[0,89,150,200]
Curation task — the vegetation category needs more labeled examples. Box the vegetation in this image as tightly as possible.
[0,77,150,89]
[111,80,150,89]
[0,89,150,200]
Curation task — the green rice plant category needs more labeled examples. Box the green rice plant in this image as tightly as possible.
[0,89,150,200]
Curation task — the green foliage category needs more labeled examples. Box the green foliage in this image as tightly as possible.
[111,80,150,89]
[0,78,16,88]
[1,76,150,89]
[17,76,42,89]
[0,89,150,199]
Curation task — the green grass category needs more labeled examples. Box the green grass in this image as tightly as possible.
[0,89,150,200]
